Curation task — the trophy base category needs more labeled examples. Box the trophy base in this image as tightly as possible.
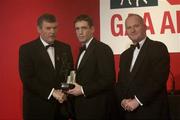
[60,83,75,91]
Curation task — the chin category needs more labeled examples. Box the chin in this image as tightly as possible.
[48,40,55,44]
[130,37,139,42]
[79,39,86,43]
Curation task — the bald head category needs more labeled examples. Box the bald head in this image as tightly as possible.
[125,14,147,43]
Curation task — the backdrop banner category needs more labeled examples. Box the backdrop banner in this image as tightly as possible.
[100,0,180,54]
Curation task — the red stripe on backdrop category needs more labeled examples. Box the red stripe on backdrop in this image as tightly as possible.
[167,0,180,5]
[0,0,179,120]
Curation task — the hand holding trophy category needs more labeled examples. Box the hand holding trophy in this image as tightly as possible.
[60,70,76,91]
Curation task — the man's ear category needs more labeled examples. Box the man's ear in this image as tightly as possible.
[91,26,95,33]
[37,26,41,34]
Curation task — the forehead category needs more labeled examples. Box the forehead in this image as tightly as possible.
[75,20,89,27]
[127,15,141,22]
[42,21,58,27]
[126,15,143,25]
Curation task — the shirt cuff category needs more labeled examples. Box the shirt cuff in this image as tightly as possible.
[134,95,143,106]
[48,88,54,100]
[81,86,86,96]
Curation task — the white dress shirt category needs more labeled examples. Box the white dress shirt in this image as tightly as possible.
[77,37,93,96]
[130,37,146,106]
[40,37,55,100]
[77,37,93,69]
[130,38,146,72]
[40,37,55,69]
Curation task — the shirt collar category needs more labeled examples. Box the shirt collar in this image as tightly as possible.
[40,36,49,47]
[84,37,93,49]
[138,37,146,49]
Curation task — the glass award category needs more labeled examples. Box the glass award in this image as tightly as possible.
[60,70,76,91]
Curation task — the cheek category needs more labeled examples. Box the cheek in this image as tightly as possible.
[76,31,80,35]
[137,27,144,33]
[126,30,131,36]
[43,32,49,37]
[87,30,92,36]
[76,30,81,36]
[126,30,130,34]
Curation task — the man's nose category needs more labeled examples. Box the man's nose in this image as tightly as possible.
[50,28,56,33]
[79,29,83,34]
[130,27,135,33]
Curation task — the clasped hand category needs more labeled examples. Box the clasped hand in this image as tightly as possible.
[52,89,67,103]
[121,98,139,112]
[66,83,83,96]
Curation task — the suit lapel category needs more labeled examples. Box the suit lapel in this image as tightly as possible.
[77,39,96,71]
[120,47,135,87]
[54,42,64,74]
[126,47,135,73]
[75,49,82,70]
[36,39,56,71]
[130,39,149,78]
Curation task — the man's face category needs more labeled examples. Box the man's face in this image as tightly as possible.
[38,21,58,44]
[75,20,94,44]
[125,16,146,43]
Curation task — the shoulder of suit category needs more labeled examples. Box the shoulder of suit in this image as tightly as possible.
[120,48,130,57]
[93,39,112,50]
[19,38,40,49]
[141,38,169,58]
[147,38,168,50]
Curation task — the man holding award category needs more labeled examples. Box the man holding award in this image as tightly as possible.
[19,13,74,120]
[66,14,118,120]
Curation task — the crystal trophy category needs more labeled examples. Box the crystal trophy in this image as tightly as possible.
[60,70,76,91]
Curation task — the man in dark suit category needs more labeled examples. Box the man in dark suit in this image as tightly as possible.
[67,14,117,120]
[115,14,170,119]
[19,13,74,120]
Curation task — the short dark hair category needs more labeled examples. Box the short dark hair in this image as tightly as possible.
[37,13,56,28]
[74,14,93,27]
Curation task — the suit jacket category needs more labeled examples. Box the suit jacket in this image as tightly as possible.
[19,38,73,120]
[74,38,116,120]
[116,37,170,119]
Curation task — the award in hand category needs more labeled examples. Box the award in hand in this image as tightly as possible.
[60,70,76,91]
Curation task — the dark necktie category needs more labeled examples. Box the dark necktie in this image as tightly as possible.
[128,42,140,72]
[76,45,86,69]
[79,45,86,54]
[130,42,140,49]
[45,44,54,49]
